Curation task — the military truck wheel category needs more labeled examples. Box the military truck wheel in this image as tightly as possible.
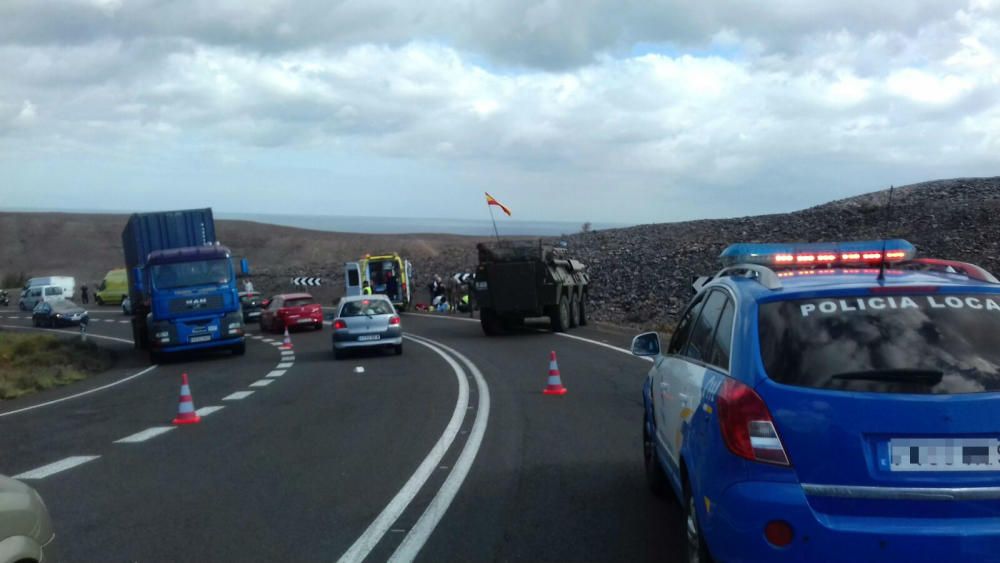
[481,308,502,336]
[551,295,570,333]
[578,295,588,326]
[569,293,581,328]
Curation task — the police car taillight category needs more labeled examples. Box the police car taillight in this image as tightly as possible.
[720,240,915,268]
[717,379,791,466]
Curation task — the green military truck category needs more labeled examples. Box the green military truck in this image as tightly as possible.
[473,241,590,335]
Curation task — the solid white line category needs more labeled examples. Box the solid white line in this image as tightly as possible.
[0,323,134,345]
[14,456,100,479]
[388,335,490,562]
[555,332,654,362]
[0,364,157,418]
[249,379,273,388]
[223,391,255,401]
[195,405,224,417]
[266,370,286,378]
[276,362,293,369]
[337,336,470,563]
[114,426,175,444]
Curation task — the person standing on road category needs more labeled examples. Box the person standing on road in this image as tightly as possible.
[362,280,372,295]
[385,271,398,302]
[80,284,89,304]
[243,279,254,293]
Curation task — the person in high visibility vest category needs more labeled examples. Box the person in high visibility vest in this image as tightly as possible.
[362,281,373,295]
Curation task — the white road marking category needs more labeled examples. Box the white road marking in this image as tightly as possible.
[270,342,283,347]
[555,332,654,362]
[276,362,293,369]
[388,334,491,563]
[266,370,286,378]
[0,323,134,345]
[0,364,156,418]
[223,391,255,401]
[14,456,100,479]
[119,320,130,324]
[249,379,273,388]
[353,366,365,374]
[114,426,175,443]
[262,338,276,343]
[337,336,470,563]
[6,316,18,319]
[195,405,225,417]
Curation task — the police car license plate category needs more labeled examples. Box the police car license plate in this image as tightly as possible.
[358,334,381,341]
[889,438,1000,472]
[190,335,212,343]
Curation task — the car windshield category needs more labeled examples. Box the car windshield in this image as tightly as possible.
[151,259,231,289]
[52,301,80,312]
[341,300,394,317]
[759,293,1000,394]
[283,297,315,307]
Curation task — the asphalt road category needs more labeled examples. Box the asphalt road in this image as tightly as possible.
[0,308,684,562]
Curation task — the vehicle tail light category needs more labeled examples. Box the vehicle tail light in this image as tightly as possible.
[717,378,791,466]
[389,316,401,326]
[334,319,347,330]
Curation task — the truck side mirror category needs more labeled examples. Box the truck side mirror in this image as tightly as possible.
[240,258,250,275]
[133,268,144,293]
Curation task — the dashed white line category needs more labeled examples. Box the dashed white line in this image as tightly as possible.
[270,342,283,347]
[266,370,286,378]
[6,316,18,319]
[249,379,273,388]
[280,351,295,357]
[195,405,225,417]
[114,426,175,444]
[262,338,276,343]
[276,362,294,369]
[14,456,100,480]
[118,320,130,324]
[223,391,255,401]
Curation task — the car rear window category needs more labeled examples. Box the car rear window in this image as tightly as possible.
[341,300,394,317]
[284,297,315,307]
[758,293,1000,394]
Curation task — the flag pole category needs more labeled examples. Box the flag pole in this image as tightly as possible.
[488,203,501,243]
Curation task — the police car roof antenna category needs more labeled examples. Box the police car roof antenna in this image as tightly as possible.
[877,185,895,283]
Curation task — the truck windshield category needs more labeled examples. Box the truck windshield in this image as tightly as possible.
[758,293,1000,394]
[151,259,231,290]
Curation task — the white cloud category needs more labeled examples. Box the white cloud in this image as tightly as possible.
[0,1,997,221]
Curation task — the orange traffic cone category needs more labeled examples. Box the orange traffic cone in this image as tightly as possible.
[543,351,568,395]
[172,373,201,425]
[281,326,293,350]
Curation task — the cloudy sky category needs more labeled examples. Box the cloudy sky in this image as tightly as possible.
[1,0,998,224]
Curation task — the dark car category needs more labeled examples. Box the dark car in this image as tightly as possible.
[32,300,89,327]
[239,291,263,323]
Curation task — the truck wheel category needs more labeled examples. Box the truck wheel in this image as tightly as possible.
[551,295,570,333]
[480,308,502,336]
[232,341,246,356]
[579,294,588,326]
[149,350,163,364]
[569,293,581,328]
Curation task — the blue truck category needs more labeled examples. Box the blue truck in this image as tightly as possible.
[122,208,249,363]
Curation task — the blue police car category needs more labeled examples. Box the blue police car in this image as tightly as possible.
[633,240,1000,562]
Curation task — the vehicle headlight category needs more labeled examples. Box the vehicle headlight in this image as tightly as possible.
[228,322,241,329]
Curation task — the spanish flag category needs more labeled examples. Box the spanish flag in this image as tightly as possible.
[485,192,512,216]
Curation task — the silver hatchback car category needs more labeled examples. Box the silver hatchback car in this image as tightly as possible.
[332,294,403,359]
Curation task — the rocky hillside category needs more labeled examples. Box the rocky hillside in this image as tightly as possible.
[558,177,1000,327]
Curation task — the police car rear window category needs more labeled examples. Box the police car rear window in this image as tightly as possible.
[758,293,1000,394]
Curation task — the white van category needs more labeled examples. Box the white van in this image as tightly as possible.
[24,277,75,300]
[19,285,66,311]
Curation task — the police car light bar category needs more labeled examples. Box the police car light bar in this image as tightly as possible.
[720,240,916,268]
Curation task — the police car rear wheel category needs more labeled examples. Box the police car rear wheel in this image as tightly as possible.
[684,482,712,563]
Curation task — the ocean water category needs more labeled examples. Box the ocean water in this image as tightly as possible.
[217,212,630,236]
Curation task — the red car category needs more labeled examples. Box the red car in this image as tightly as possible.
[260,293,323,333]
